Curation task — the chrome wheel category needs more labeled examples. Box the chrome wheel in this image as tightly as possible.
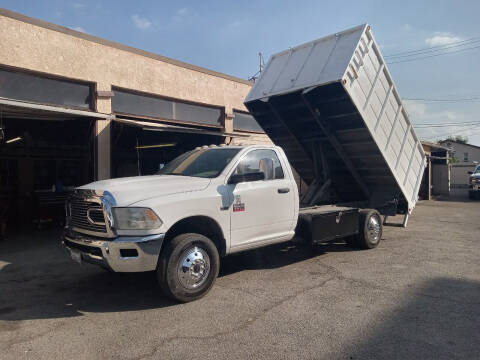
[367,215,381,243]
[177,246,210,290]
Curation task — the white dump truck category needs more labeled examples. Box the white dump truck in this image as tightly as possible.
[62,24,426,302]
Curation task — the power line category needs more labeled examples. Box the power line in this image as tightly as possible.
[404,97,480,103]
[416,120,480,125]
[384,37,480,58]
[387,39,480,60]
[383,38,480,139]
[415,122,480,129]
[384,37,480,57]
[387,44,480,64]
[407,91,480,99]
[420,123,480,139]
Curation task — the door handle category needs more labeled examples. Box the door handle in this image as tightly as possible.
[278,187,290,194]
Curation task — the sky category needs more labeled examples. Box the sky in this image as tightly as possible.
[1,0,480,145]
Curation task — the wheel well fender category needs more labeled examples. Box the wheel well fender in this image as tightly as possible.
[164,216,226,256]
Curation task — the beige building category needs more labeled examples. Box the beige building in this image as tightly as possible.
[0,8,270,228]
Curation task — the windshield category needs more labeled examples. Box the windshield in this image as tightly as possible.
[157,148,241,178]
[475,166,480,174]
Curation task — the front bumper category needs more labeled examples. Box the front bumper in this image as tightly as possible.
[62,230,165,272]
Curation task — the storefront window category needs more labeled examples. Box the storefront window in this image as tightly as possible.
[233,111,264,133]
[112,88,223,127]
[0,67,93,109]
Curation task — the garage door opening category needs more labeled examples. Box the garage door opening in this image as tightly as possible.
[111,120,224,178]
[0,116,94,237]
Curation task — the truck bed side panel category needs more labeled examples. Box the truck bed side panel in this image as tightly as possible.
[245,24,426,213]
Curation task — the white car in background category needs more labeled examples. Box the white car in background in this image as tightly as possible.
[468,165,480,199]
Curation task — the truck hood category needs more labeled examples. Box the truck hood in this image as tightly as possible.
[78,175,210,206]
[471,174,480,179]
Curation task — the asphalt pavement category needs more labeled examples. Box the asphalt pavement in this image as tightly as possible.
[1,197,479,359]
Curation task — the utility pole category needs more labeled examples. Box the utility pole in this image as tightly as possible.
[259,52,264,74]
[249,52,265,82]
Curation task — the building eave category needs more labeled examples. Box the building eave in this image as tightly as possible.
[438,140,480,150]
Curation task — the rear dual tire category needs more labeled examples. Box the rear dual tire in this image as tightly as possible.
[156,233,220,303]
[345,209,382,249]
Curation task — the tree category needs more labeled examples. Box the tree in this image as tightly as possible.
[437,135,469,164]
[441,135,469,144]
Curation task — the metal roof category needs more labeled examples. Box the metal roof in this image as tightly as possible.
[438,140,480,150]
[421,141,450,152]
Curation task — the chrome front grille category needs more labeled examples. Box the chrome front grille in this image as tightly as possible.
[70,197,108,234]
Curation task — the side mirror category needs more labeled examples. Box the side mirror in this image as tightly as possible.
[468,171,473,175]
[228,171,265,184]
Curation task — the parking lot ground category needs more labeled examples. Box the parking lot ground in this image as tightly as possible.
[1,198,479,360]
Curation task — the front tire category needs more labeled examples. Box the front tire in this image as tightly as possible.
[157,233,219,302]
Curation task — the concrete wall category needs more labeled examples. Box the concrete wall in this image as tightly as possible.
[431,164,450,196]
[451,164,476,188]
[231,133,273,146]
[0,9,273,180]
[0,9,252,114]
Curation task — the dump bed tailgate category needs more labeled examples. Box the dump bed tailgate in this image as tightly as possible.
[244,24,426,213]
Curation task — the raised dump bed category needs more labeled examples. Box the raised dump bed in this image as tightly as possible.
[245,24,426,217]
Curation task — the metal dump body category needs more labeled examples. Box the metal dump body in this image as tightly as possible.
[245,24,426,213]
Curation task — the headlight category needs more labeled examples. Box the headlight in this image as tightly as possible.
[112,207,162,230]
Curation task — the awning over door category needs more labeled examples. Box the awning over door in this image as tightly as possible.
[0,97,113,120]
[114,117,248,138]
[0,97,249,138]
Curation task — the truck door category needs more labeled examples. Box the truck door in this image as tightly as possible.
[229,149,295,250]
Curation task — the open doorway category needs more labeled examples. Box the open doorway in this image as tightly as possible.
[111,121,223,178]
[0,116,94,237]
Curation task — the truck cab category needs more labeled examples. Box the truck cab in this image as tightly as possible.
[63,145,299,302]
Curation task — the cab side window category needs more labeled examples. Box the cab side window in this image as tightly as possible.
[234,149,284,180]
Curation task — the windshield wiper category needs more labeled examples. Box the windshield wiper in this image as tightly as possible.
[160,173,193,177]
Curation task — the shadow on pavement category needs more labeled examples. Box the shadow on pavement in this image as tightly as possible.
[433,188,479,203]
[0,230,176,322]
[0,233,356,322]
[0,268,178,322]
[219,239,355,277]
[343,277,480,360]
